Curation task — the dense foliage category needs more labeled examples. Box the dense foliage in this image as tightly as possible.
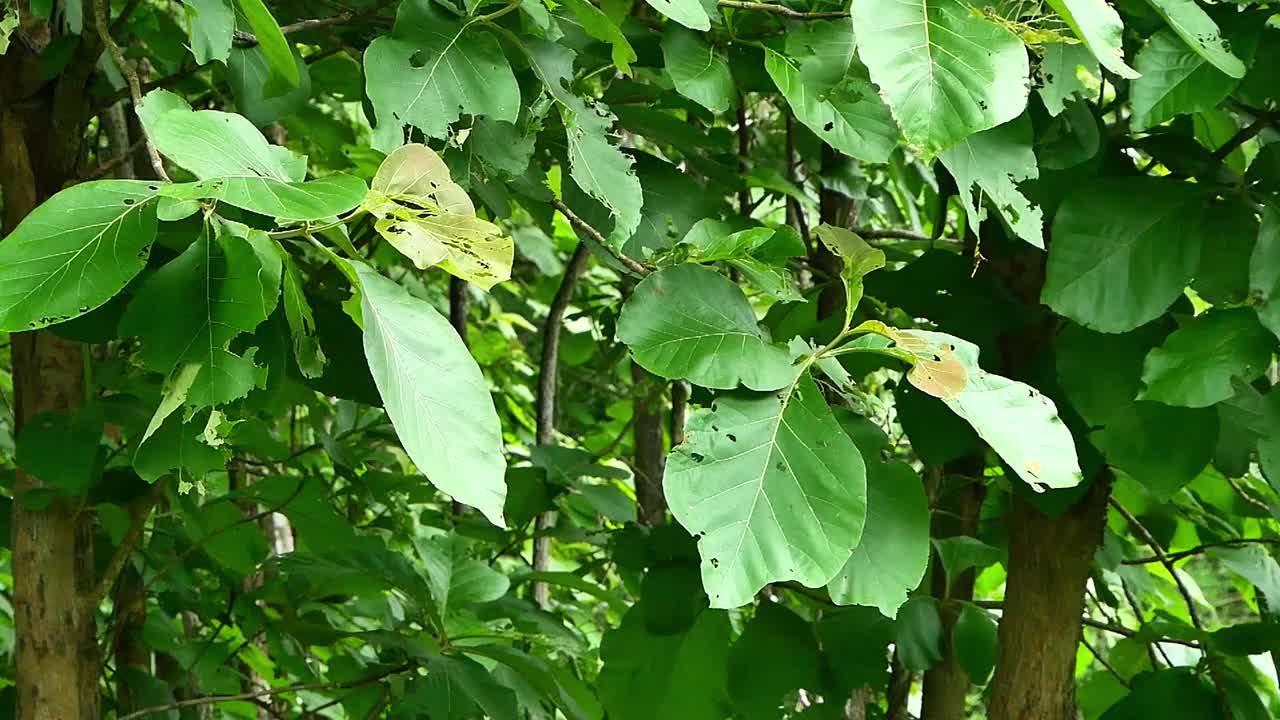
[1,0,1279,716]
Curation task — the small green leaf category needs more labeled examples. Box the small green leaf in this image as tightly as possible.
[181,0,234,65]
[852,0,1029,153]
[1095,401,1217,499]
[665,372,868,608]
[939,115,1043,249]
[1100,669,1223,720]
[1142,0,1245,78]
[662,26,733,113]
[232,0,300,94]
[894,596,944,672]
[643,0,709,30]
[416,534,510,616]
[416,655,520,720]
[1045,0,1139,79]
[353,263,508,527]
[617,264,797,391]
[365,1,519,151]
[1038,42,1098,116]
[816,225,886,331]
[279,251,327,378]
[1251,206,1280,341]
[1042,178,1203,333]
[953,604,998,685]
[827,461,929,619]
[0,180,161,331]
[1131,29,1245,131]
[227,45,312,126]
[564,0,636,74]
[1139,309,1273,408]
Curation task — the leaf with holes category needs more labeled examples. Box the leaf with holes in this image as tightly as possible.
[353,263,508,527]
[664,372,867,608]
[939,115,1043,248]
[0,180,162,331]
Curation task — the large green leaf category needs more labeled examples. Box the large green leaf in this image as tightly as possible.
[233,0,300,94]
[827,460,929,618]
[1095,401,1217,499]
[1056,321,1168,428]
[1143,0,1245,78]
[1042,178,1204,333]
[952,604,998,685]
[662,26,733,113]
[227,45,312,126]
[353,263,507,527]
[1038,42,1098,116]
[1045,0,1139,79]
[727,602,821,720]
[416,534,510,616]
[1139,309,1273,408]
[181,0,233,65]
[616,264,797,391]
[365,2,519,151]
[939,115,1043,248]
[140,90,366,221]
[415,655,520,720]
[599,597,731,720]
[366,144,513,289]
[878,326,1082,491]
[120,220,281,408]
[1131,29,1243,131]
[1100,669,1225,720]
[0,180,161,331]
[664,372,867,608]
[1251,206,1280,341]
[851,0,1029,153]
[528,40,642,248]
[766,21,897,164]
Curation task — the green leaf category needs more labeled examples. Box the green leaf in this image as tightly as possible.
[662,26,733,113]
[728,602,821,720]
[0,180,162,331]
[1042,178,1204,333]
[765,41,897,165]
[1095,401,1217,499]
[416,655,520,720]
[1211,545,1280,616]
[161,174,367,223]
[232,0,300,94]
[852,0,1029,154]
[563,0,636,74]
[1056,322,1168,428]
[1142,0,1245,78]
[882,327,1082,491]
[181,0,234,65]
[416,534,510,616]
[1251,206,1280,341]
[939,115,1043,249]
[1132,29,1243,131]
[366,144,513,290]
[120,220,280,408]
[827,461,929,619]
[894,596,944,672]
[227,45,312,126]
[1038,42,1098,116]
[353,263,508,527]
[528,39,643,248]
[279,252,326,378]
[933,536,1003,587]
[1209,623,1280,656]
[1100,669,1225,720]
[599,605,731,720]
[133,411,228,484]
[953,603,998,685]
[643,0,709,30]
[1139,309,1273,408]
[365,2,519,151]
[1045,0,1139,79]
[463,645,602,720]
[817,607,895,692]
[665,372,868,608]
[616,264,798,391]
[815,225,885,330]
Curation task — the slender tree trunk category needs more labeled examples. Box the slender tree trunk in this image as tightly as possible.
[632,366,666,526]
[449,276,470,519]
[884,649,912,720]
[921,461,986,720]
[817,145,854,319]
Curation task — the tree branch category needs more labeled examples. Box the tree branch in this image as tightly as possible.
[117,663,414,720]
[716,0,848,19]
[93,0,169,180]
[92,479,166,607]
[551,198,651,277]
[1122,537,1280,565]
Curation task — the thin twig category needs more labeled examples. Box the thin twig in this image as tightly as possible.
[551,198,651,276]
[1211,113,1272,163]
[93,0,169,181]
[1123,537,1280,565]
[1111,499,1233,719]
[118,663,414,720]
[971,599,1201,648]
[92,479,166,606]
[1081,634,1131,689]
[80,138,146,181]
[856,227,936,242]
[716,0,849,19]
[1226,476,1273,515]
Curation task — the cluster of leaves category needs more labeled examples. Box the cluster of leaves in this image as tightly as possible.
[1,0,1280,715]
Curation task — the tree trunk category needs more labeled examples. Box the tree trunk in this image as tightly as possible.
[632,365,666,527]
[988,478,1111,720]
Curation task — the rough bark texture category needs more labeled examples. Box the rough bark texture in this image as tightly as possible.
[449,276,470,519]
[988,478,1112,720]
[4,15,102,711]
[921,461,986,720]
[111,566,149,714]
[631,365,666,527]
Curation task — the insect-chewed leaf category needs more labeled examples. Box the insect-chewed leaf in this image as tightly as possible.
[366,144,513,290]
[888,329,970,401]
